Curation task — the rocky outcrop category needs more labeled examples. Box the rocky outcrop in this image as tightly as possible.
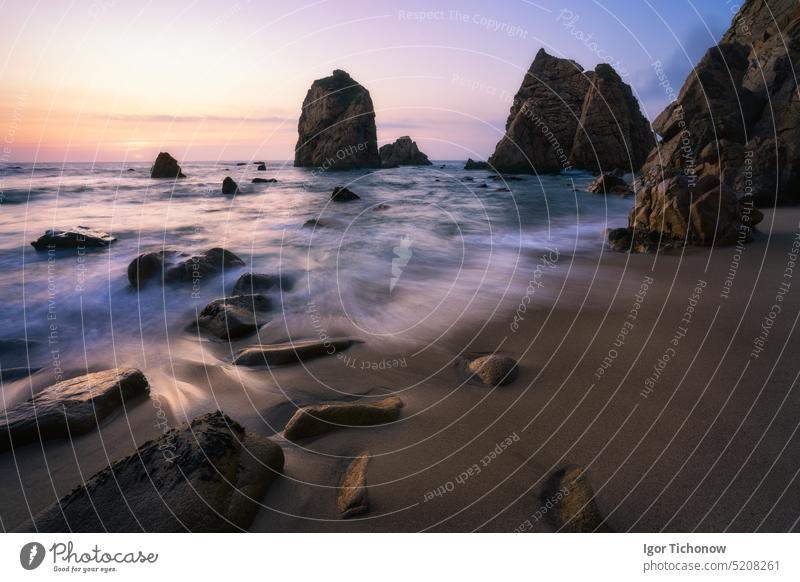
[30,227,116,250]
[294,69,381,169]
[488,49,653,174]
[233,338,355,366]
[198,294,272,340]
[464,159,490,170]
[467,355,518,386]
[0,368,149,450]
[331,186,360,202]
[150,152,186,178]
[222,176,238,194]
[379,136,432,167]
[338,453,370,518]
[257,163,267,171]
[17,411,284,532]
[541,465,611,532]
[587,172,633,196]
[127,248,244,288]
[283,396,403,441]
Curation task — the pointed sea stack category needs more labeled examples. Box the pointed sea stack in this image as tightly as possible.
[150,152,186,178]
[294,69,381,170]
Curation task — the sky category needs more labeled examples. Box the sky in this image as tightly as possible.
[0,0,739,163]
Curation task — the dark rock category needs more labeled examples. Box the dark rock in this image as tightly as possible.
[379,136,432,166]
[495,187,510,192]
[236,162,247,166]
[283,396,403,441]
[294,69,381,169]
[257,164,267,171]
[222,176,239,194]
[233,338,355,367]
[467,355,518,386]
[372,204,391,211]
[0,368,149,451]
[587,173,633,196]
[331,186,360,202]
[16,411,284,532]
[198,294,272,340]
[253,161,265,165]
[232,271,295,294]
[606,227,633,252]
[252,177,277,183]
[338,453,370,518]
[303,218,328,229]
[164,247,245,284]
[30,227,116,251]
[127,168,135,172]
[127,250,171,288]
[150,152,186,178]
[541,465,611,532]
[464,158,490,170]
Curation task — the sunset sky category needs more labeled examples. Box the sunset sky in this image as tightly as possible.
[0,0,736,163]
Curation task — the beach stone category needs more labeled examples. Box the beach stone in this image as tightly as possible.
[467,355,518,386]
[464,159,490,170]
[150,152,186,178]
[198,294,272,340]
[606,227,633,252]
[232,271,294,294]
[541,465,611,532]
[257,163,267,171]
[30,227,116,251]
[587,172,633,196]
[252,177,277,183]
[338,453,370,518]
[331,186,360,202]
[164,247,245,283]
[379,136,432,167]
[233,338,355,367]
[127,250,171,288]
[0,368,149,451]
[222,176,239,194]
[294,69,381,169]
[16,411,284,532]
[283,396,403,441]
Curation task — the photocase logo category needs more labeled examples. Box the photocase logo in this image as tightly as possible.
[390,235,413,292]
[20,542,46,570]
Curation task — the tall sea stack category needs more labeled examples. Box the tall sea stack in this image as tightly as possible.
[294,69,381,170]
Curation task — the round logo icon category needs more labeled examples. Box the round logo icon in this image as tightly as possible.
[19,542,46,570]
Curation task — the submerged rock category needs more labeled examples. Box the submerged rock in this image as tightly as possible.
[127,250,170,288]
[30,227,116,251]
[541,465,611,532]
[257,163,267,171]
[379,136,432,167]
[164,247,245,284]
[294,69,381,169]
[17,411,284,532]
[150,152,186,178]
[464,158,490,170]
[198,294,272,340]
[331,186,360,202]
[233,338,355,366]
[283,396,403,441]
[222,176,239,194]
[587,172,633,196]
[467,355,518,386]
[251,177,277,183]
[232,271,294,294]
[0,368,149,450]
[338,453,370,518]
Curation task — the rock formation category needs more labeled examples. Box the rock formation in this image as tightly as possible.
[541,465,611,532]
[150,152,186,178]
[127,248,244,288]
[30,226,116,250]
[467,354,518,386]
[464,158,490,170]
[331,186,360,202]
[232,272,294,294]
[0,368,149,450]
[294,69,381,169]
[233,338,355,366]
[587,172,633,196]
[379,136,432,167]
[222,176,238,194]
[17,411,284,532]
[488,49,653,174]
[283,396,403,441]
[338,453,370,518]
[251,177,277,183]
[198,294,272,340]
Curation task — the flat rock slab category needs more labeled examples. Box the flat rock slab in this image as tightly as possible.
[467,354,518,386]
[233,338,355,367]
[198,294,272,340]
[338,453,370,518]
[541,465,611,532]
[283,396,403,441]
[0,368,149,451]
[31,227,116,250]
[15,411,284,532]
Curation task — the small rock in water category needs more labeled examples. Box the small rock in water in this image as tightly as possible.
[222,176,239,194]
[127,250,171,288]
[150,152,186,178]
[303,218,328,229]
[15,411,284,532]
[338,453,370,518]
[232,271,294,294]
[372,204,390,211]
[331,186,360,202]
[30,226,116,250]
[257,163,267,171]
[164,247,245,284]
[233,338,355,366]
[236,162,247,166]
[283,396,403,441]
[541,465,611,532]
[0,368,149,451]
[252,177,277,183]
[467,354,518,386]
[198,294,272,340]
[464,158,490,170]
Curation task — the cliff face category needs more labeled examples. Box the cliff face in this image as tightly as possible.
[488,49,653,174]
[294,69,381,169]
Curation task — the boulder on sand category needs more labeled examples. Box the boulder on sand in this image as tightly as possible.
[541,465,611,532]
[30,227,116,251]
[467,354,518,386]
[197,294,272,340]
[379,136,432,167]
[331,186,360,202]
[338,453,370,518]
[16,411,284,532]
[0,368,149,451]
[233,338,355,367]
[150,152,186,178]
[222,176,239,194]
[283,396,404,441]
[294,69,381,169]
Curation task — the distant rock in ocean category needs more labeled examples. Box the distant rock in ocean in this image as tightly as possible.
[222,176,239,194]
[294,69,381,169]
[331,186,360,202]
[488,49,653,174]
[150,152,186,178]
[464,158,490,170]
[379,136,432,167]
